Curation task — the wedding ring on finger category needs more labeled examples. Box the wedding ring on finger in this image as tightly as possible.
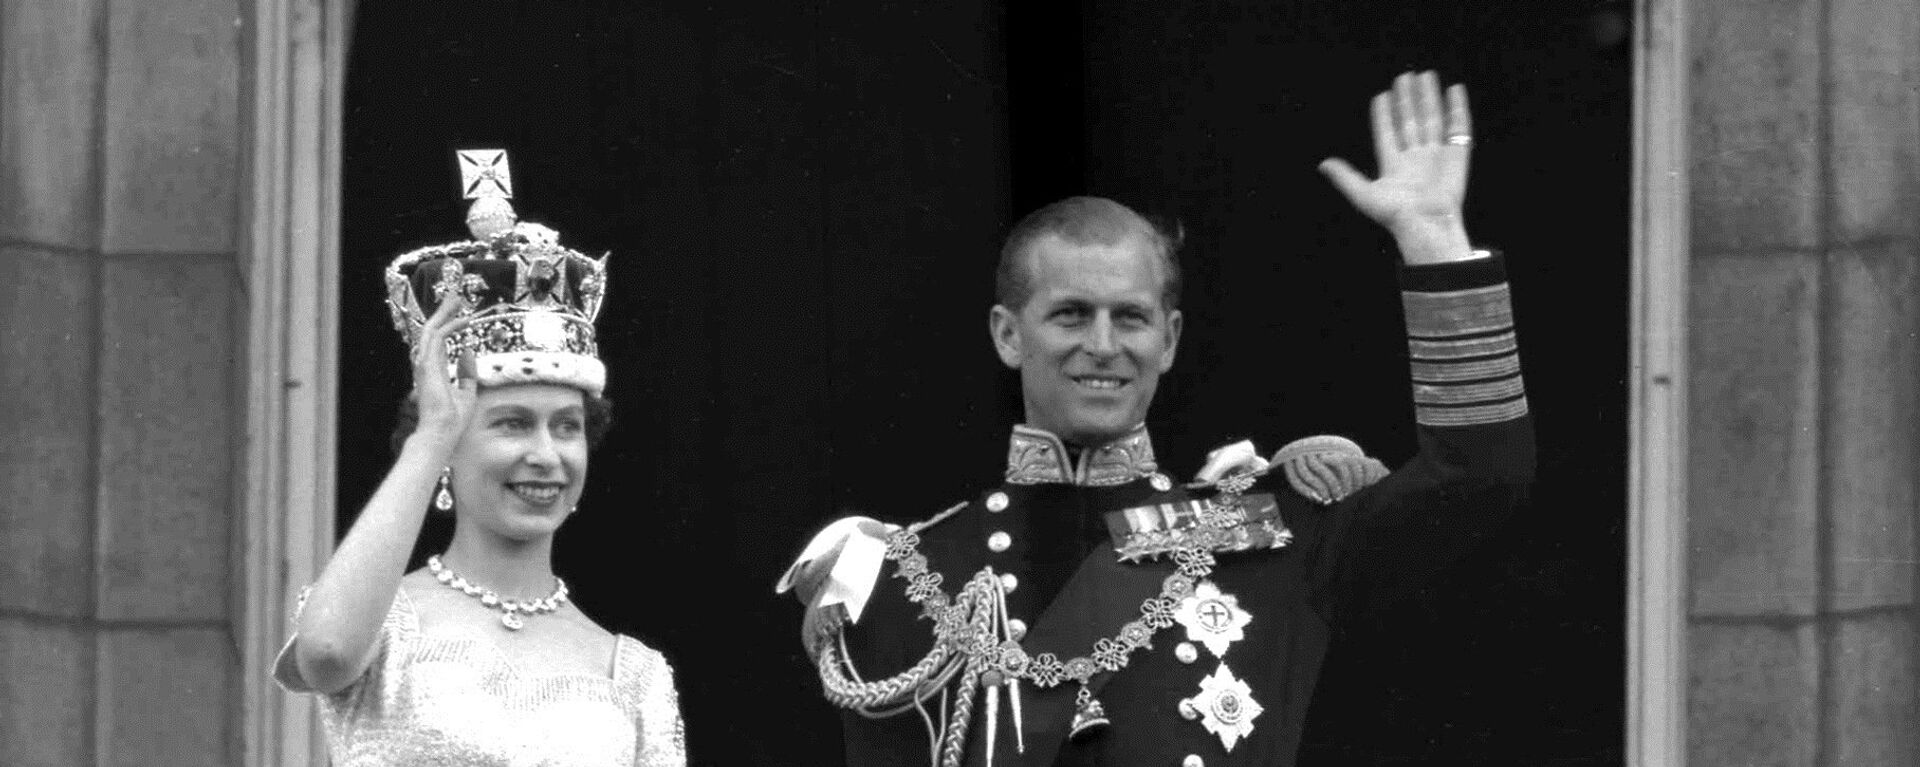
[1446,134,1474,146]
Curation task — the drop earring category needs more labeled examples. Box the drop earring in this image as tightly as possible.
[435,467,455,511]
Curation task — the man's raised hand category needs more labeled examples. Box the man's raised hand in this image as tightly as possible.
[1318,71,1479,265]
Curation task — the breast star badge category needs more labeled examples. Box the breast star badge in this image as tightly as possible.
[1189,662,1264,751]
[1173,580,1251,657]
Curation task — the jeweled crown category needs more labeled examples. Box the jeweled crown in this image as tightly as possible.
[383,150,610,395]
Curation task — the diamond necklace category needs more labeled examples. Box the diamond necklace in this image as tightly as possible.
[426,554,569,631]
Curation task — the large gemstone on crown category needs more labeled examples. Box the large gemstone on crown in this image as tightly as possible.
[523,313,568,351]
[526,258,558,296]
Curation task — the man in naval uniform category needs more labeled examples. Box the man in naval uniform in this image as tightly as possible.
[778,71,1535,767]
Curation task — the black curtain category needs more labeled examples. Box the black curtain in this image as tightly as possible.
[338,2,1628,764]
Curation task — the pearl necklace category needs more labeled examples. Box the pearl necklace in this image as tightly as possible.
[426,554,569,630]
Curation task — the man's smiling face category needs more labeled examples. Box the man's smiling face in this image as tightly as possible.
[990,231,1182,446]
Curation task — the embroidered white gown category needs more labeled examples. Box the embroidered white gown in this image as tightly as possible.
[274,588,686,767]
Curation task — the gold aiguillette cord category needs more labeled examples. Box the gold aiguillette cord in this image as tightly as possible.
[981,567,1025,767]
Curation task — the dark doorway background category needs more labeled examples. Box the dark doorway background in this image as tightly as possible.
[337,2,1629,764]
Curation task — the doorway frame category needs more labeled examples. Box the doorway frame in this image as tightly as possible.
[236,1,1689,764]
[238,0,346,764]
[1625,1,1689,765]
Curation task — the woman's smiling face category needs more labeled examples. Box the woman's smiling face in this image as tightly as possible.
[445,383,589,540]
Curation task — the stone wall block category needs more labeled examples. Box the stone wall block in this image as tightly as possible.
[0,617,94,767]
[1689,0,1823,252]
[95,625,233,767]
[0,0,105,248]
[1829,611,1918,766]
[1828,0,1919,242]
[1825,246,1917,611]
[0,247,96,616]
[1688,254,1822,617]
[95,257,235,621]
[100,0,240,254]
[1687,620,1820,767]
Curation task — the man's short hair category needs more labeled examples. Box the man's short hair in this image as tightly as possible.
[995,196,1184,312]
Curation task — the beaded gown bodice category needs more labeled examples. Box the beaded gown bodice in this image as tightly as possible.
[274,588,686,767]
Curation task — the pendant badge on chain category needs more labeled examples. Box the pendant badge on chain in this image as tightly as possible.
[1173,580,1250,657]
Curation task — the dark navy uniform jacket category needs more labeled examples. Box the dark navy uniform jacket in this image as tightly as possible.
[832,256,1535,767]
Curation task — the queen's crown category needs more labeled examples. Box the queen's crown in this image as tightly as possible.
[383,150,609,395]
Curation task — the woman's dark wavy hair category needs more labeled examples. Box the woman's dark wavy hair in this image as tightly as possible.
[389,390,616,455]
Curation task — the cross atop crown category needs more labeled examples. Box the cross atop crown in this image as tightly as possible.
[459,149,514,199]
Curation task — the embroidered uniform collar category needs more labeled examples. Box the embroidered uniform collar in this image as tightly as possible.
[1005,424,1159,486]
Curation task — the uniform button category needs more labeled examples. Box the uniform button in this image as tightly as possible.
[1007,619,1028,640]
[1175,642,1199,664]
[1182,755,1204,767]
[1178,698,1200,720]
[1150,473,1173,491]
[999,573,1019,593]
[987,531,1012,552]
[986,491,1009,512]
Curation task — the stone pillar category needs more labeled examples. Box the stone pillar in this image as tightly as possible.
[0,1,245,765]
[1686,0,1919,764]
